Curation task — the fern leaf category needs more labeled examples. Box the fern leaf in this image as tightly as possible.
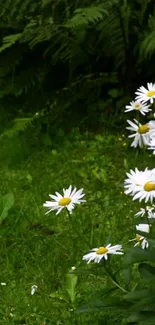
[140,16,155,59]
[0,34,21,53]
[41,0,52,8]
[97,2,131,69]
[0,0,39,22]
[65,6,108,28]
[0,117,34,139]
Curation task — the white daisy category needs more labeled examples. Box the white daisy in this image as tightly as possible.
[43,185,86,215]
[135,205,155,219]
[136,223,150,233]
[135,208,146,218]
[31,285,38,295]
[135,83,155,104]
[124,168,151,195]
[82,244,123,264]
[125,101,151,115]
[129,234,149,249]
[126,119,155,148]
[124,167,155,203]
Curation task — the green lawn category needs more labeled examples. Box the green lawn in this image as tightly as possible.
[0,128,153,324]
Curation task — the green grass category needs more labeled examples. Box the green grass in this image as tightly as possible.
[0,127,154,324]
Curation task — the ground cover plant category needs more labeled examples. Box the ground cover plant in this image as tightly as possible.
[75,83,155,324]
[0,104,155,324]
[0,123,140,324]
[1,0,155,324]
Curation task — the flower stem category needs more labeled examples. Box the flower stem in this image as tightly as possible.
[104,265,128,293]
[66,210,90,248]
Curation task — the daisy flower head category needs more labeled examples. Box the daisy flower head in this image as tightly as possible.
[31,285,38,295]
[126,119,155,148]
[124,167,155,203]
[135,208,145,218]
[135,83,155,104]
[82,244,123,264]
[125,101,151,115]
[135,205,155,219]
[124,168,151,195]
[43,185,86,215]
[129,234,149,249]
[136,223,150,233]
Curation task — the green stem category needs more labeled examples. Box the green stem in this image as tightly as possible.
[66,210,90,248]
[22,209,33,226]
[64,0,70,19]
[136,110,140,123]
[104,265,128,293]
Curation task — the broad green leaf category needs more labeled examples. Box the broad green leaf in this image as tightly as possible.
[124,289,149,302]
[126,311,155,324]
[0,193,14,223]
[139,263,155,280]
[124,247,155,265]
[66,273,78,303]
[123,158,129,170]
[124,289,155,312]
[123,267,132,289]
[26,174,32,183]
[50,291,68,302]
[76,296,129,314]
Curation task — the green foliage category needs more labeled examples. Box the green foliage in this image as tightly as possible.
[97,1,131,69]
[66,272,78,303]
[2,0,155,324]
[0,128,137,324]
[140,15,155,59]
[0,116,35,139]
[0,0,39,23]
[0,33,21,53]
[65,6,108,28]
[0,193,14,223]
[0,0,153,127]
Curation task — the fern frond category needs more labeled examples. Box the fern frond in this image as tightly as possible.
[0,0,39,23]
[65,6,108,28]
[0,117,34,139]
[0,61,46,98]
[140,16,155,59]
[0,34,21,53]
[41,0,52,8]
[97,2,131,69]
[21,17,54,48]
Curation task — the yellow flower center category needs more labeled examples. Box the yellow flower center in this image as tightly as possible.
[96,247,108,255]
[138,124,150,134]
[144,182,155,192]
[147,90,155,97]
[59,197,71,206]
[135,104,141,110]
[136,234,143,242]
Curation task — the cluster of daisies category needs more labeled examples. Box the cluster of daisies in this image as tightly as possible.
[43,186,123,263]
[125,83,155,152]
[124,83,155,249]
[124,166,155,248]
[43,84,155,264]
